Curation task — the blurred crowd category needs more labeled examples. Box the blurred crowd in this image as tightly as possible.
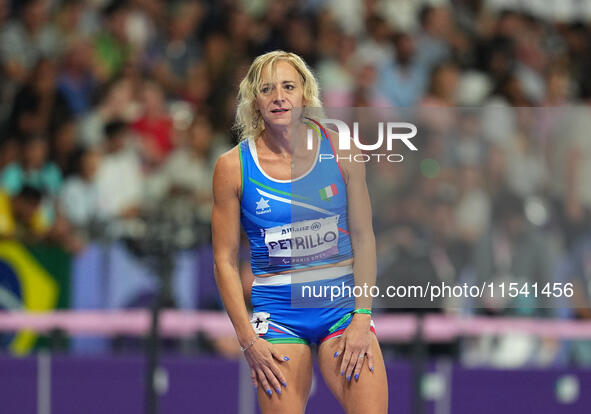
[2,0,591,366]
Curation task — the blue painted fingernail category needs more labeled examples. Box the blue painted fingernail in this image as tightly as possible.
[282,382,287,387]
[254,385,258,390]
[284,356,290,361]
[370,366,374,372]
[341,371,344,376]
[355,373,359,380]
[347,375,351,381]
[333,351,339,358]
[276,388,281,394]
[267,389,272,396]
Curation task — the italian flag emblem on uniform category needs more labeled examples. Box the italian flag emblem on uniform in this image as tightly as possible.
[319,184,338,200]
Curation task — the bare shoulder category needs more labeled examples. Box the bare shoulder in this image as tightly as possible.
[213,143,242,197]
[323,128,363,158]
[214,144,241,171]
[323,128,365,183]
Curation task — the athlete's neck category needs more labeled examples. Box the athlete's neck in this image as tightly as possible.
[261,121,309,156]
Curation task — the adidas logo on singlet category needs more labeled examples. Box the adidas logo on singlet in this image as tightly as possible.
[255,197,271,215]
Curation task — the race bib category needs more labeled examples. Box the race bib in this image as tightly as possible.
[264,215,340,265]
[250,312,270,334]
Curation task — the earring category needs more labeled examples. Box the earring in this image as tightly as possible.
[252,112,260,129]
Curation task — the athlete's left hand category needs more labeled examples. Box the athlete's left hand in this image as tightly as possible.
[334,313,373,382]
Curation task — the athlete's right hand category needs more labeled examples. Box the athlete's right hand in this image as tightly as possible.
[244,338,289,396]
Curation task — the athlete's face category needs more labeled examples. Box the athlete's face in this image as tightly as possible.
[255,60,305,129]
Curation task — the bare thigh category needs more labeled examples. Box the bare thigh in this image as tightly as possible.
[317,334,388,414]
[257,343,314,414]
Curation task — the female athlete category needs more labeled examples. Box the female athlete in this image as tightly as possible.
[212,50,388,413]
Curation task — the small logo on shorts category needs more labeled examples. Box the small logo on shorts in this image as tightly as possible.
[255,197,271,215]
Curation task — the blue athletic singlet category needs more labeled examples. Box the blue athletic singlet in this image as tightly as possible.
[239,119,353,276]
[239,119,376,345]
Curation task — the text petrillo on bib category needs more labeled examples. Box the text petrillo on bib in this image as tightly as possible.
[263,215,340,265]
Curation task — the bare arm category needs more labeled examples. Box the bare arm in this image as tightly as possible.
[328,130,377,381]
[329,130,377,310]
[344,150,376,311]
[211,146,289,395]
[211,148,255,346]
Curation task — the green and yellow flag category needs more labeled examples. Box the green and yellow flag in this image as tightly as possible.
[0,241,70,354]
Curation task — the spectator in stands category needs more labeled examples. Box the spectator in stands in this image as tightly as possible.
[0,185,48,241]
[49,117,79,178]
[454,164,491,244]
[146,1,202,98]
[124,0,161,53]
[481,73,531,150]
[78,78,135,149]
[422,61,460,106]
[182,62,211,110]
[0,136,18,171]
[203,32,237,116]
[504,111,548,198]
[0,182,83,251]
[131,79,174,169]
[93,1,131,82]
[512,15,547,103]
[548,107,591,247]
[8,58,72,139]
[419,61,460,133]
[59,148,101,234]
[95,120,142,220]
[154,114,217,224]
[416,4,453,67]
[316,33,357,106]
[427,194,471,296]
[452,112,485,167]
[0,0,58,84]
[284,15,317,67]
[357,14,394,67]
[53,0,88,47]
[57,38,98,117]
[0,134,62,198]
[376,32,430,107]
[473,191,552,316]
[478,12,520,83]
[562,22,591,100]
[224,9,254,61]
[0,133,62,230]
[536,63,572,150]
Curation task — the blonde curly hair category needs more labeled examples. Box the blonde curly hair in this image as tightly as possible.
[234,51,322,141]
